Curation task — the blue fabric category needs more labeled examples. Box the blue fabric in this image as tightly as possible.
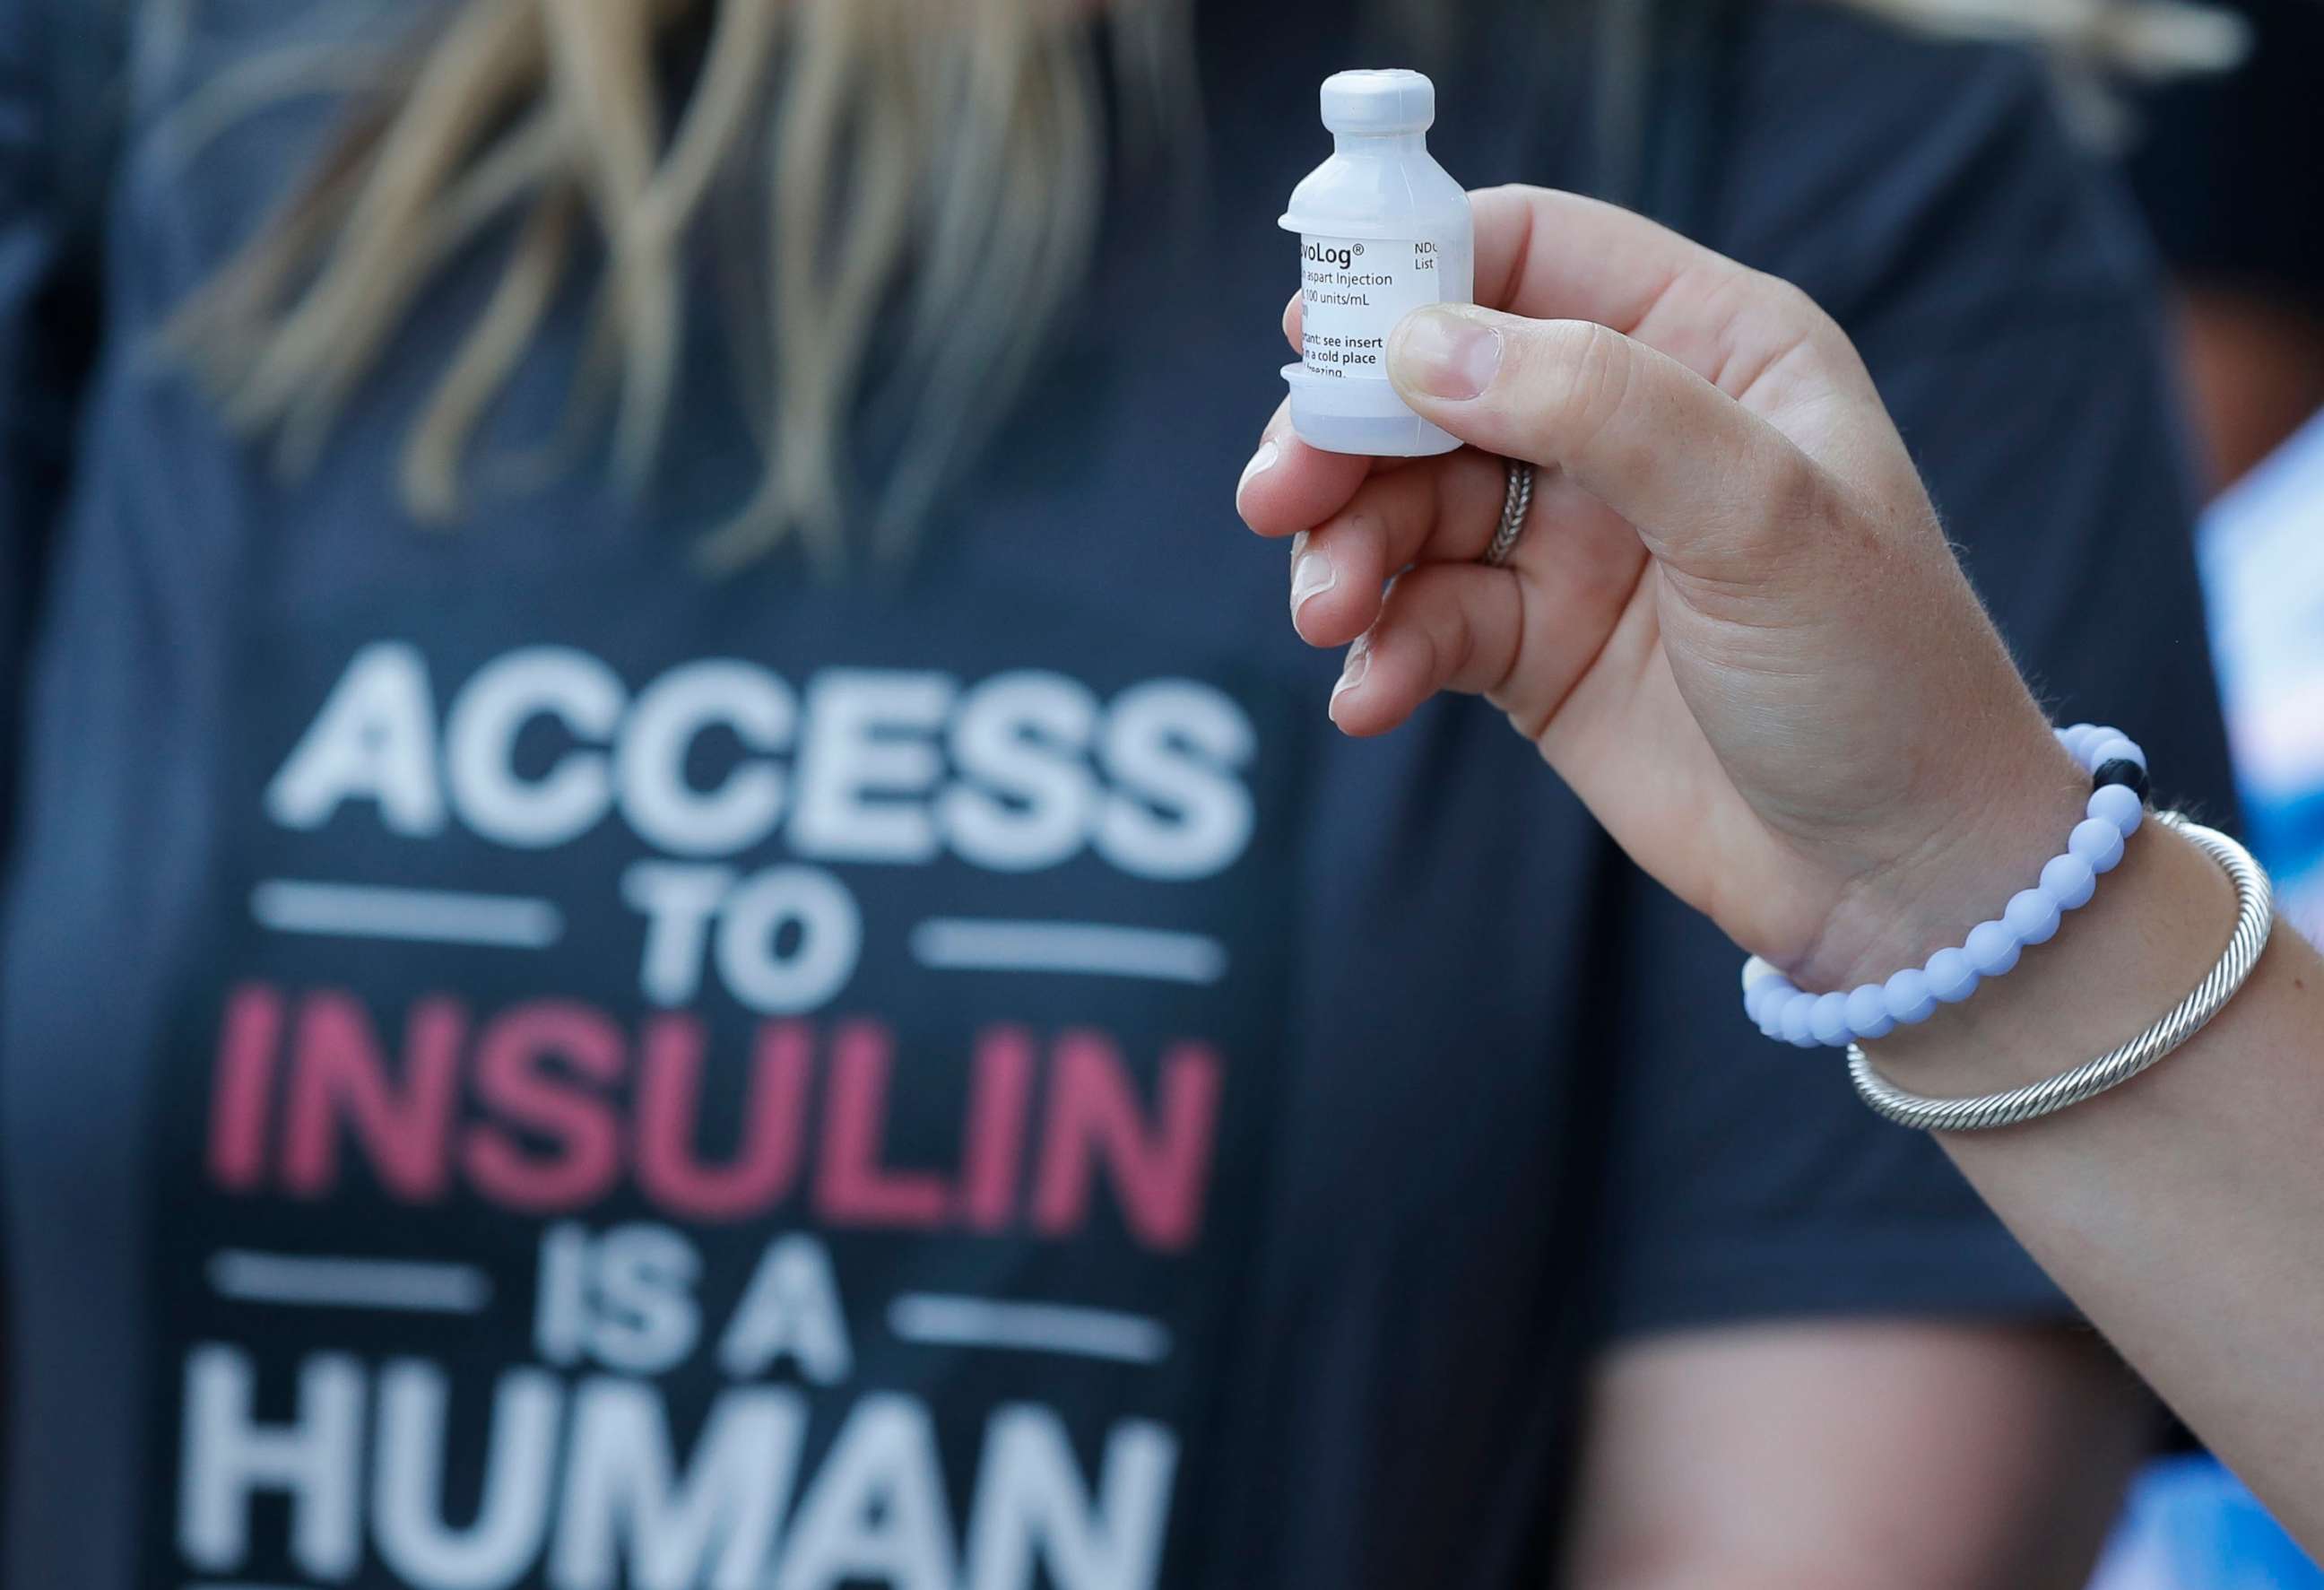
[2090,1456,2324,1588]
[2200,404,2324,939]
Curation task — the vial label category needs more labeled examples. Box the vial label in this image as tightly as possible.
[1298,234,1443,379]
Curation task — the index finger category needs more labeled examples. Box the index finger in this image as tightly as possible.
[1470,187,1723,333]
[1468,187,1879,409]
[1236,395,1392,539]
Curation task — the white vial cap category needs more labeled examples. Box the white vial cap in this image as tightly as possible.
[1319,69,1435,136]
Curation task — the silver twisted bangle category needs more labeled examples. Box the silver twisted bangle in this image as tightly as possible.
[1847,812,2275,1132]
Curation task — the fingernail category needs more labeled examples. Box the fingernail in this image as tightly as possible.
[1392,308,1503,401]
[1331,632,1372,702]
[1289,542,1337,621]
[1236,440,1281,509]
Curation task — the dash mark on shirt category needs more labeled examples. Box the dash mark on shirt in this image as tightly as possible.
[889,1292,1175,1364]
[908,919,1227,984]
[207,1250,494,1314]
[250,880,564,949]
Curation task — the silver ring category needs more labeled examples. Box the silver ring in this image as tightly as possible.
[1482,460,1535,568]
[1847,812,2275,1132]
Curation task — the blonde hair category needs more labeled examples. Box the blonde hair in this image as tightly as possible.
[1850,0,2247,142]
[171,0,2236,569]
[175,0,1191,569]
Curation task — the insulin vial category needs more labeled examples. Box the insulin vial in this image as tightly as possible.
[1280,69,1474,457]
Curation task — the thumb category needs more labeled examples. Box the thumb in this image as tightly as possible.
[1385,304,1832,585]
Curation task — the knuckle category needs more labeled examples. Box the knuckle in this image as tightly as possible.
[1748,271,1831,341]
[1439,599,1477,687]
[1741,272,1862,381]
[1757,272,1813,321]
[1405,575,1477,693]
[1756,446,1842,552]
[1528,318,1634,456]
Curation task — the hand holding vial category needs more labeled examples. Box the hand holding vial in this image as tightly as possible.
[1239,183,2085,996]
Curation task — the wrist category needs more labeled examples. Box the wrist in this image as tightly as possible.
[1866,816,2239,1099]
[1789,740,2094,995]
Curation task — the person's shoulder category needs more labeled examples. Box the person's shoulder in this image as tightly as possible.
[1711,3,2155,343]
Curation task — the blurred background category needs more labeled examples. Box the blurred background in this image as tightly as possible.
[2092,0,2324,1579]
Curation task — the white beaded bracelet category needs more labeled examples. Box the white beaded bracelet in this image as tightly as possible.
[1847,813,2273,1131]
[1742,725,2151,1049]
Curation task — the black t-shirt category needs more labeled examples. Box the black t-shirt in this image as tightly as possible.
[2128,0,2324,299]
[0,3,2238,1587]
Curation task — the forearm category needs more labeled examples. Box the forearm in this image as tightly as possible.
[1562,1322,2145,1590]
[1869,812,2324,1538]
